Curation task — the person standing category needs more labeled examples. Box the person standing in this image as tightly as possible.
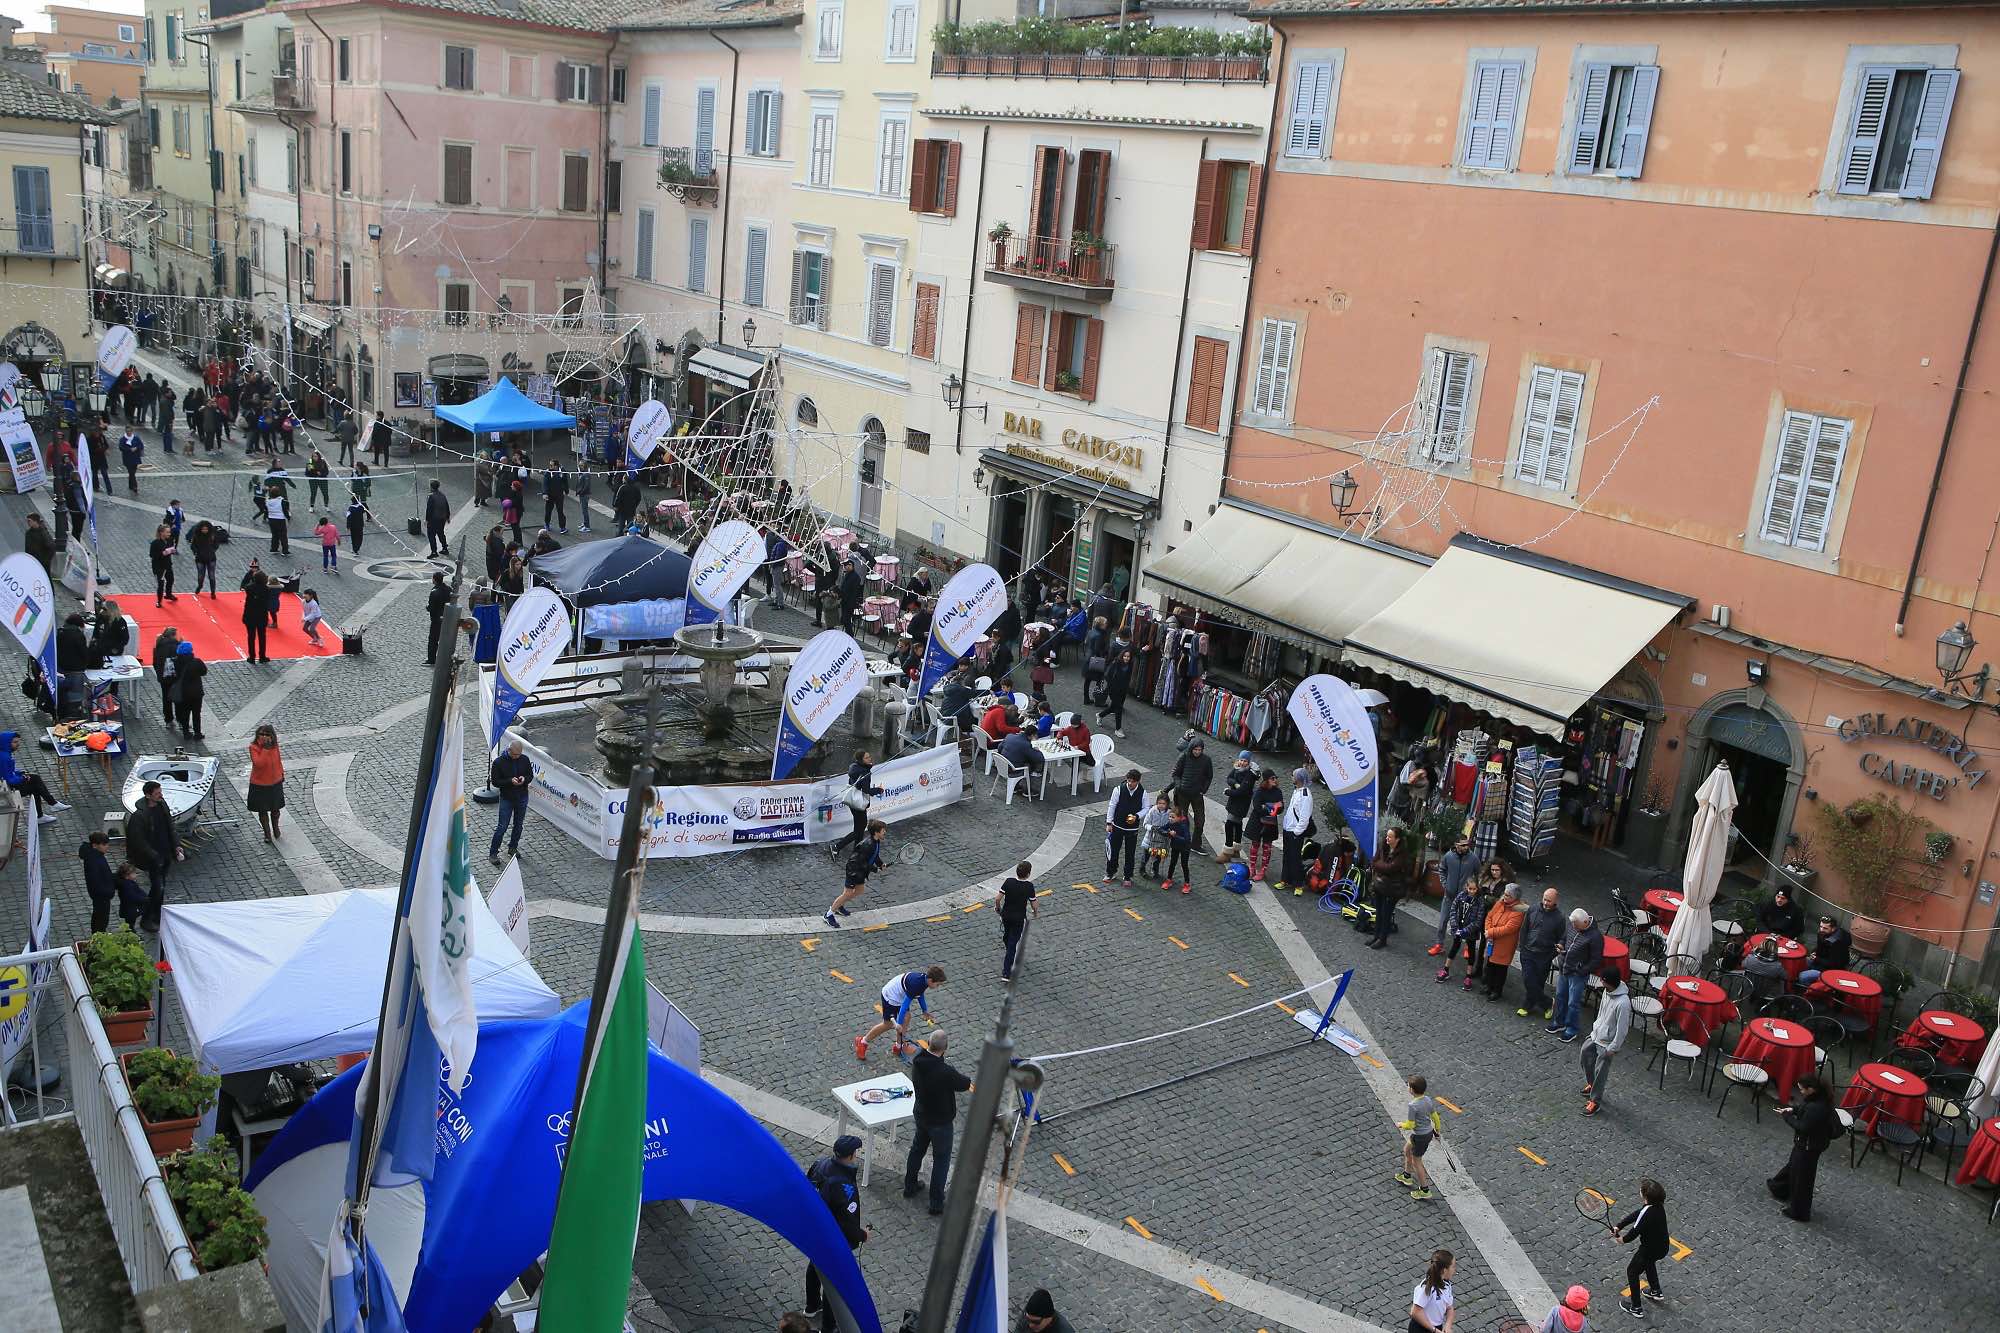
[22,512,55,578]
[829,750,877,856]
[1366,826,1413,950]
[762,524,790,607]
[316,514,341,571]
[169,642,205,739]
[368,415,392,466]
[1220,750,1256,855]
[1094,648,1133,739]
[1770,1073,1837,1223]
[802,1135,867,1330]
[148,523,178,606]
[613,474,642,531]
[334,410,358,466]
[1016,1290,1074,1333]
[425,572,451,666]
[856,964,943,1058]
[118,424,143,492]
[541,466,569,533]
[1429,838,1480,956]
[488,737,533,864]
[150,627,181,721]
[346,497,367,556]
[424,480,451,557]
[1611,1179,1670,1315]
[299,588,326,649]
[1549,909,1605,1044]
[264,484,291,554]
[1517,886,1564,1021]
[124,780,184,931]
[1279,767,1316,893]
[247,724,286,841]
[156,388,176,456]
[1395,1074,1442,1201]
[996,860,1037,980]
[1480,884,1526,1001]
[306,448,331,509]
[903,1029,972,1217]
[1169,738,1214,854]
[837,558,864,636]
[1103,769,1146,889]
[824,820,886,928]
[1580,965,1631,1117]
[1407,1250,1455,1333]
[241,569,273,663]
[80,829,117,934]
[573,462,594,533]
[1436,874,1485,987]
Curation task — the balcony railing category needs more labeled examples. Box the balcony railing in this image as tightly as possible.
[658,146,717,205]
[0,222,82,260]
[272,72,313,111]
[933,50,1266,83]
[985,229,1116,301]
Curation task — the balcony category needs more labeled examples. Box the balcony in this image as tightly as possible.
[658,146,717,206]
[0,221,81,261]
[984,229,1116,302]
[931,22,1269,83]
[272,73,313,112]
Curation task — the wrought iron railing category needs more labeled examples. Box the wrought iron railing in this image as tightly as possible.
[985,230,1116,290]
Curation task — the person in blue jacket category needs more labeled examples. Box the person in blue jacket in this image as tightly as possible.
[855,964,946,1060]
[803,1134,868,1328]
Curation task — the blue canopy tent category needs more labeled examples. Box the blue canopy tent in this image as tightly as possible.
[433,375,578,435]
[528,535,727,643]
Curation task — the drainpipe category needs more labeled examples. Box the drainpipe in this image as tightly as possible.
[1151,134,1206,514]
[303,13,339,395]
[183,31,220,356]
[951,125,990,460]
[1893,210,2000,638]
[711,32,739,345]
[598,37,612,301]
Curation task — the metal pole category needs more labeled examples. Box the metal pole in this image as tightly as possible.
[914,985,1018,1332]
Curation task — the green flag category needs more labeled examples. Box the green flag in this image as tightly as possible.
[538,913,647,1331]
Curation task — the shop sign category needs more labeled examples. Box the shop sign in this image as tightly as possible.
[1072,536,1093,595]
[1001,411,1144,472]
[1836,711,1986,800]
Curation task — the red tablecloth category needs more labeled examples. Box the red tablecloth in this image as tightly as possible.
[1895,1010,1989,1068]
[1661,975,1737,1047]
[1806,970,1883,1027]
[1840,1062,1928,1130]
[1743,932,1809,982]
[1953,1116,2000,1187]
[1642,888,1684,934]
[1601,936,1630,982]
[1732,1016,1816,1101]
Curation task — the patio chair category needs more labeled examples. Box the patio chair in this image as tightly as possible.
[1923,1096,1978,1181]
[1627,991,1665,1054]
[1857,1093,1926,1185]
[1764,994,1813,1023]
[1649,1017,1705,1090]
[1610,887,1651,943]
[1088,734,1116,793]
[1805,1015,1845,1085]
[1715,1043,1771,1122]
[969,725,997,776]
[989,753,1045,806]
[1886,1047,1936,1079]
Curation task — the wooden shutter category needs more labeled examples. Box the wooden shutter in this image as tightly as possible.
[1185,336,1226,432]
[1615,66,1660,179]
[1760,411,1816,544]
[688,216,708,292]
[642,85,662,147]
[1284,60,1332,158]
[940,141,962,216]
[1044,313,1064,391]
[1028,145,1066,240]
[1515,366,1583,487]
[1464,61,1521,170]
[1568,63,1612,172]
[1190,158,1220,250]
[555,61,571,101]
[908,139,933,213]
[1838,66,1896,195]
[695,87,716,171]
[1428,350,1473,463]
[912,281,940,359]
[867,261,895,346]
[1236,165,1263,256]
[1073,149,1110,234]
[586,65,604,105]
[1011,303,1045,385]
[634,208,654,281]
[1793,416,1850,550]
[789,251,807,324]
[744,226,767,307]
[1900,68,1960,199]
[1079,318,1104,401]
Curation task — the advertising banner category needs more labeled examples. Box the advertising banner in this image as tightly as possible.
[581,598,691,642]
[74,436,96,546]
[0,814,51,1106]
[489,587,568,751]
[626,399,671,468]
[1286,674,1381,857]
[94,324,136,393]
[486,858,529,957]
[0,552,59,697]
[1,417,43,494]
[917,562,1007,699]
[683,519,763,627]
[772,629,866,780]
[813,743,962,833]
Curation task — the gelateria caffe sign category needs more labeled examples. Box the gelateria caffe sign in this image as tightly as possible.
[1836,712,1987,800]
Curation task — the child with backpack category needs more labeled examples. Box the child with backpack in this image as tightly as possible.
[1140,792,1173,882]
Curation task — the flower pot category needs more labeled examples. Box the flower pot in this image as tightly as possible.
[100,1004,156,1048]
[1849,913,1892,959]
[963,55,989,74]
[937,54,965,74]
[1048,55,1078,76]
[119,1052,201,1156]
[1221,56,1262,80]
[1185,58,1220,79]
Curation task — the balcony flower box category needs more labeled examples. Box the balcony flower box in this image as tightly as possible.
[937,53,966,74]
[78,928,155,1048]
[1112,55,1144,78]
[1079,55,1107,76]
[1221,56,1263,79]
[122,1048,219,1158]
[1070,250,1105,286]
[1047,54,1078,76]
[1185,57,1220,79]
[989,54,1018,76]
[963,54,990,74]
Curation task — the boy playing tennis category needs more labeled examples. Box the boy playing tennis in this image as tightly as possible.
[1396,1074,1443,1201]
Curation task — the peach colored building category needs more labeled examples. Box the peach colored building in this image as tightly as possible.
[1181,0,2000,973]
[13,5,146,106]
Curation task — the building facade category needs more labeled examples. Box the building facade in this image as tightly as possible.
[13,4,147,106]
[1205,0,2000,969]
[139,0,226,355]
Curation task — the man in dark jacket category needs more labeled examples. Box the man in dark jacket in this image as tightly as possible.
[424,480,452,556]
[762,525,792,608]
[803,1135,867,1327]
[614,476,642,530]
[23,513,55,576]
[837,559,864,636]
[904,1029,973,1215]
[1549,908,1605,1043]
[824,821,885,927]
[1104,770,1146,887]
[1017,1288,1075,1333]
[426,572,451,666]
[1516,886,1565,1021]
[79,829,117,934]
[489,737,533,863]
[125,780,183,930]
[541,466,568,533]
[55,613,91,673]
[1757,887,1805,942]
[1799,915,1852,987]
[937,665,978,731]
[1169,738,1215,853]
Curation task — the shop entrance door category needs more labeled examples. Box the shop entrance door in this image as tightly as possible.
[1096,520,1136,602]
[857,420,886,532]
[1712,742,1787,873]
[989,479,1028,581]
[1039,494,1077,595]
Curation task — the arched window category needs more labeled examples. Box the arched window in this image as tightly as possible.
[795,397,819,429]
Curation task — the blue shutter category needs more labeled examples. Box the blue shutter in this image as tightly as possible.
[1284,61,1333,159]
[1899,68,1959,200]
[1614,65,1660,179]
[1464,61,1522,171]
[1760,411,1815,544]
[642,85,661,148]
[1567,63,1611,172]
[688,216,708,293]
[634,209,654,282]
[744,225,767,308]
[695,87,716,175]
[1837,66,1896,195]
[12,166,51,252]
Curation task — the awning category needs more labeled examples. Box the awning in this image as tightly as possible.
[290,310,330,337]
[687,344,765,390]
[427,353,490,379]
[1144,501,1429,653]
[1343,535,1692,736]
[978,446,1155,518]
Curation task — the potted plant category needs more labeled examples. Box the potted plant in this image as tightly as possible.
[1220,29,1270,80]
[1780,831,1818,891]
[1924,830,1954,864]
[932,23,965,73]
[1621,780,1671,869]
[1054,369,1083,394]
[1070,230,1106,284]
[122,1047,220,1156]
[987,220,1011,267]
[164,1137,269,1272]
[1814,794,1934,957]
[78,925,155,1047]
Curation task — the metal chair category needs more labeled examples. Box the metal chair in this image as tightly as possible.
[1764,994,1813,1023]
[1858,1093,1927,1185]
[1714,972,1755,1008]
[1924,1097,1978,1180]
[1626,956,1656,988]
[1610,887,1651,943]
[1649,1017,1705,1090]
[1628,992,1665,1053]
[1929,1070,1986,1107]
[1805,1015,1845,1084]
[1716,1052,1771,1122]
[1886,1047,1936,1079]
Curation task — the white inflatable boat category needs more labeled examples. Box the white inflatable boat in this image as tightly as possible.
[121,753,221,835]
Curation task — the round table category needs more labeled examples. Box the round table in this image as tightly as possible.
[1600,936,1631,983]
[1660,975,1737,1047]
[822,527,855,550]
[874,553,900,584]
[1897,1010,1989,1068]
[1805,970,1883,1028]
[1731,1016,1816,1101]
[1953,1116,2000,1187]
[863,595,899,626]
[1642,888,1685,934]
[1840,1062,1928,1130]
[1743,932,1809,982]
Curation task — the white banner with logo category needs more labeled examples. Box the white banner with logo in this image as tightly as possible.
[0,814,51,1110]
[0,552,59,691]
[626,399,672,465]
[772,629,866,780]
[1286,674,1381,858]
[918,562,1007,698]
[2,416,44,493]
[683,518,763,627]
[489,587,568,750]
[486,857,529,956]
[95,324,136,391]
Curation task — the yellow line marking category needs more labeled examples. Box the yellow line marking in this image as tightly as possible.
[1167,935,1189,950]
[1272,1000,1297,1015]
[926,915,954,923]
[1051,1152,1076,1176]
[1038,889,1054,897]
[829,970,854,984]
[1123,1216,1153,1240]
[1436,1096,1464,1114]
[1072,881,1098,891]
[963,901,984,912]
[1193,1277,1224,1302]
[800,938,819,952]
[1360,1053,1385,1068]
[1669,1237,1693,1262]
[1227,972,1250,988]
[863,923,890,933]
[1123,907,1145,922]
[1517,1146,1547,1166]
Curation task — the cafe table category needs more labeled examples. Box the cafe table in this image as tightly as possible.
[1731,1016,1816,1101]
[1805,970,1883,1029]
[1600,936,1631,983]
[1742,932,1809,983]
[1660,975,1737,1047]
[1895,1009,1989,1069]
[1642,888,1684,935]
[1840,1062,1928,1131]
[1952,1116,2000,1187]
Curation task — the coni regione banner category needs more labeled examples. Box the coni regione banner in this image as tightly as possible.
[772,629,867,780]
[626,398,672,469]
[489,587,568,750]
[1287,674,1382,857]
[917,562,1008,699]
[683,519,764,627]
[95,324,136,393]
[0,553,60,697]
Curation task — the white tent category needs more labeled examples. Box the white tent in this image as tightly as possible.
[160,888,561,1074]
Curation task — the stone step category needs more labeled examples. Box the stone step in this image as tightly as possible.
[0,1183,63,1333]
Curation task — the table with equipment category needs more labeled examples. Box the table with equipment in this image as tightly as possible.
[830,1072,915,1186]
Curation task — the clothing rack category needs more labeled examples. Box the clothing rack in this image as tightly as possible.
[1508,745,1561,862]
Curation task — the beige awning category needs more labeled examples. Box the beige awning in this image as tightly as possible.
[687,344,765,390]
[1143,503,1429,654]
[1343,537,1690,736]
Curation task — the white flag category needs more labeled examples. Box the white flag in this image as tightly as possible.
[409,694,478,1091]
[486,857,530,956]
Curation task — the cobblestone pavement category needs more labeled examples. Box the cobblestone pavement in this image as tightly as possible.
[2,447,1995,1333]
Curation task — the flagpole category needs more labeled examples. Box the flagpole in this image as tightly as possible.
[914,987,1019,1333]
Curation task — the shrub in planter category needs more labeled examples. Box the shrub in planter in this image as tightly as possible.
[79,926,154,1046]
[123,1047,220,1156]
[164,1137,269,1271]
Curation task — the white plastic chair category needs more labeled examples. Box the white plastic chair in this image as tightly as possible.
[974,675,993,693]
[1089,734,1116,793]
[990,754,1045,805]
[930,710,961,748]
[1012,691,1031,713]
[970,725,998,776]
[1055,711,1075,729]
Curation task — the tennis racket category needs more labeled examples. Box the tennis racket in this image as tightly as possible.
[1575,1186,1617,1232]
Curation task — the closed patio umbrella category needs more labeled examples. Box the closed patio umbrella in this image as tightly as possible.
[1664,761,1737,962]
[1970,1001,2000,1120]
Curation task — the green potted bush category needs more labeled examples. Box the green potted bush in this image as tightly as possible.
[932,22,965,71]
[122,1047,221,1156]
[78,926,155,1047]
[987,220,1012,267]
[1924,830,1954,865]
[164,1137,269,1272]
[1814,794,1934,957]
[1054,369,1083,395]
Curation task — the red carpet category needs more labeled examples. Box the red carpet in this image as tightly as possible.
[119,592,342,663]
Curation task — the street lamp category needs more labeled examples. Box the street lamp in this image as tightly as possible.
[1937,621,1990,700]
[942,372,987,421]
[741,316,757,347]
[1329,468,1377,525]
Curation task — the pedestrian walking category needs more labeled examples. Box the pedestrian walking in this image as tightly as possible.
[1220,750,1256,855]
[1538,1286,1593,1333]
[247,724,287,841]
[614,475,641,531]
[148,523,178,605]
[306,449,331,508]
[1407,1249,1455,1333]
[151,627,180,720]
[123,779,184,930]
[855,965,944,1058]
[1169,737,1213,853]
[1580,966,1631,1116]
[368,415,392,466]
[157,391,176,454]
[1770,1073,1837,1223]
[334,411,358,465]
[824,820,886,927]
[424,480,451,556]
[903,1029,972,1216]
[23,512,54,577]
[1094,647,1133,738]
[829,750,877,855]
[346,498,367,555]
[315,513,340,571]
[996,860,1037,980]
[1366,826,1414,949]
[425,572,450,666]
[1164,798,1194,893]
[1103,769,1146,888]
[837,559,863,636]
[80,829,117,934]
[264,484,290,554]
[1396,1074,1442,1201]
[1246,769,1283,884]
[349,460,373,508]
[1516,886,1563,1020]
[541,466,568,532]
[1611,1179,1670,1315]
[487,737,533,862]
[1279,766,1315,892]
[299,588,326,649]
[802,1135,867,1330]
[241,569,274,663]
[1548,909,1605,1043]
[170,642,205,739]
[1140,791,1173,883]
[1481,884,1525,1000]
[118,426,143,492]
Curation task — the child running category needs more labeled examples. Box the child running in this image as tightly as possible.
[1396,1074,1443,1201]
[299,588,326,649]
[855,965,947,1060]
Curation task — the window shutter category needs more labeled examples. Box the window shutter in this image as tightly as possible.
[1251,318,1279,415]
[688,217,708,292]
[912,281,939,359]
[635,209,654,281]
[1190,158,1220,250]
[1080,318,1104,402]
[588,65,604,105]
[940,141,961,216]
[1568,63,1612,172]
[1759,410,1815,543]
[1073,149,1110,234]
[1236,165,1263,256]
[908,139,933,213]
[867,262,895,346]
[1516,366,1583,487]
[1044,314,1063,392]
[1900,68,1959,200]
[1615,65,1660,179]
[642,85,661,148]
[1542,369,1585,487]
[789,251,807,324]
[1012,303,1045,385]
[1028,145,1066,240]
[745,89,761,151]
[744,226,767,307]
[878,118,906,195]
[815,255,831,327]
[1267,320,1296,419]
[1837,66,1896,195]
[555,62,571,101]
[1186,336,1226,432]
[695,87,717,173]
[1432,351,1472,463]
[1285,60,1332,158]
[1794,416,1850,551]
[1464,61,1521,170]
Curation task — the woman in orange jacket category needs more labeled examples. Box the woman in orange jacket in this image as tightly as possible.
[247,724,286,842]
[1480,884,1527,1002]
